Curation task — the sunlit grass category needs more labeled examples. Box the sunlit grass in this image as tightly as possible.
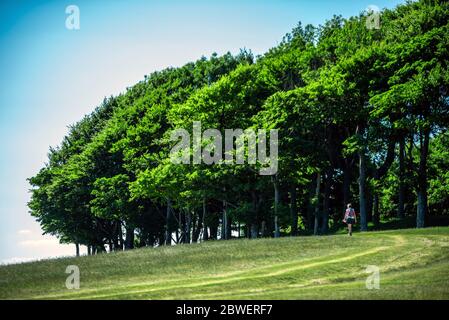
[0,227,448,299]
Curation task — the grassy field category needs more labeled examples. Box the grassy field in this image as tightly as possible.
[1,227,448,300]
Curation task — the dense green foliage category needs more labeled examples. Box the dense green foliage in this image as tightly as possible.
[29,0,449,253]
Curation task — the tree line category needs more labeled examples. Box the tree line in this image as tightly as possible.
[29,0,449,255]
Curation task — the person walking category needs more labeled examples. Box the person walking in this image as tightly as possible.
[343,203,357,236]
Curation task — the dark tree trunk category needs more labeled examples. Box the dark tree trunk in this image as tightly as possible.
[289,186,298,236]
[226,217,232,240]
[193,208,203,243]
[416,128,430,228]
[125,226,134,250]
[180,212,186,243]
[209,223,218,240]
[222,199,228,240]
[272,175,280,238]
[321,169,332,234]
[113,221,120,251]
[118,222,124,251]
[75,243,80,257]
[158,234,165,246]
[359,149,368,231]
[250,190,259,239]
[139,235,147,247]
[250,223,259,239]
[398,137,406,219]
[178,211,183,243]
[190,210,197,242]
[405,133,415,216]
[313,172,321,235]
[113,239,119,251]
[98,244,106,253]
[306,180,315,231]
[372,193,380,229]
[249,189,260,239]
[165,199,172,245]
[202,198,209,241]
[185,211,191,244]
[260,220,267,237]
[367,188,373,223]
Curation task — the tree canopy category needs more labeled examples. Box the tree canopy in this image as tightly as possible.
[29,0,449,254]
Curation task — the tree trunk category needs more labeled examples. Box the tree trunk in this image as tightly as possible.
[367,188,373,223]
[193,208,202,243]
[398,137,406,218]
[180,211,187,243]
[178,211,183,243]
[209,224,218,240]
[185,211,192,244]
[226,217,232,240]
[125,226,134,250]
[75,243,80,257]
[359,149,368,231]
[202,198,209,241]
[96,244,104,253]
[321,169,332,234]
[222,199,228,240]
[250,224,259,239]
[373,193,380,229]
[260,220,267,237]
[158,234,165,246]
[113,221,120,251]
[313,172,321,235]
[272,175,280,238]
[250,190,260,238]
[139,234,147,247]
[190,209,197,242]
[118,222,124,251]
[289,186,298,236]
[165,199,172,245]
[306,180,315,231]
[416,128,430,228]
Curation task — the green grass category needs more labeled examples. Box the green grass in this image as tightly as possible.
[1,227,449,300]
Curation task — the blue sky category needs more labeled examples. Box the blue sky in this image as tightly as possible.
[0,0,404,264]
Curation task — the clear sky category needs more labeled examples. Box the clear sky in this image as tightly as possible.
[0,0,405,264]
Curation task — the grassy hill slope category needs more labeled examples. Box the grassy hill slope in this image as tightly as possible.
[1,227,448,300]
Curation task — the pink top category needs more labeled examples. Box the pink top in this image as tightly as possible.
[344,208,355,219]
